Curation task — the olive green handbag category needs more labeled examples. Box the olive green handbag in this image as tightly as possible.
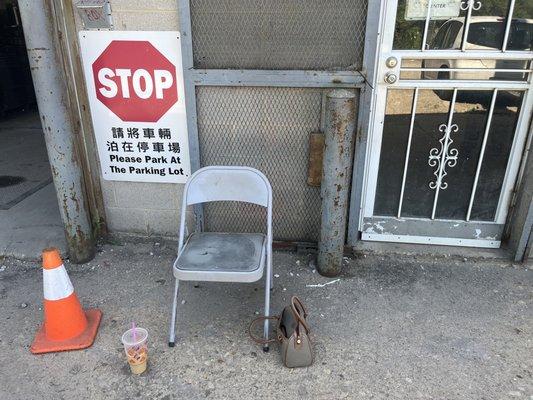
[249,296,314,368]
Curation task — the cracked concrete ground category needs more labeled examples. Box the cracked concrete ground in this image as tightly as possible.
[0,240,531,399]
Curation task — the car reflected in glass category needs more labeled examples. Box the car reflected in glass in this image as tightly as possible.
[422,17,531,106]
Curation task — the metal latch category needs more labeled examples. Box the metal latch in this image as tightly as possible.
[384,72,398,84]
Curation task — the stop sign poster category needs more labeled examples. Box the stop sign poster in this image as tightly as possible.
[79,31,190,183]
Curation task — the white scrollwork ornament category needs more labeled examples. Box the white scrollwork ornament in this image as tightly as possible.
[428,123,459,190]
[460,0,482,11]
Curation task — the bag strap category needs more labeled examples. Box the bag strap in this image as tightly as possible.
[291,296,311,334]
[248,316,279,345]
[291,296,308,318]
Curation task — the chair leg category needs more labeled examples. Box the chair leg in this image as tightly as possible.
[263,264,272,352]
[168,278,180,347]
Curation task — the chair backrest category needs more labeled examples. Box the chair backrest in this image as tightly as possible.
[178,166,272,251]
[178,166,272,253]
[184,166,272,207]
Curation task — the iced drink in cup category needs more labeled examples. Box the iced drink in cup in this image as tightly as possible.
[121,327,148,374]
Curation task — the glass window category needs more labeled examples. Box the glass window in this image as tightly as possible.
[444,20,462,48]
[430,21,452,49]
[469,91,524,221]
[373,89,415,217]
[507,21,533,50]
[467,22,505,49]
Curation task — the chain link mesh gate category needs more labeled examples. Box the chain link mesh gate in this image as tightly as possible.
[180,0,368,242]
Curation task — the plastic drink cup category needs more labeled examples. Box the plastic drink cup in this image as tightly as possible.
[121,327,148,374]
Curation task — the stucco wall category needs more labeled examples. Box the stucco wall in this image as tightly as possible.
[75,0,187,237]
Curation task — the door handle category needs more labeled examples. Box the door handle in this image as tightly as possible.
[10,4,20,28]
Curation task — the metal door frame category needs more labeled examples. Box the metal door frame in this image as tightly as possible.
[353,0,533,248]
[177,0,368,234]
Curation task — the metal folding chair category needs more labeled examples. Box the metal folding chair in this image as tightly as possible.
[168,166,273,351]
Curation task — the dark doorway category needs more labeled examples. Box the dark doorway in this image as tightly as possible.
[0,0,64,258]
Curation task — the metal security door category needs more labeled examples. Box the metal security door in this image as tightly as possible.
[361,0,533,247]
[180,0,368,242]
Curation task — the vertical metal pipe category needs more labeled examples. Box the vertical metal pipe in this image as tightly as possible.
[318,90,357,277]
[18,0,95,263]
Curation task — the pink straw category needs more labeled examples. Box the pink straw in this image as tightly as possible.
[132,321,137,342]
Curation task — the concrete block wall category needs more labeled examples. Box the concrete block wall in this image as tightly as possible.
[109,0,180,31]
[74,0,189,237]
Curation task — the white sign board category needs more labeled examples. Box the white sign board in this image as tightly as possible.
[79,31,191,183]
[405,0,461,20]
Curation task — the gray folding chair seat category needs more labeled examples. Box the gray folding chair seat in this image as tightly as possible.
[169,166,273,351]
[175,232,266,282]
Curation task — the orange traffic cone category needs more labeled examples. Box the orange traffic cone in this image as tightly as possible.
[30,248,102,354]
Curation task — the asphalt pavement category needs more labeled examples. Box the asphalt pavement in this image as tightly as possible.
[0,240,531,399]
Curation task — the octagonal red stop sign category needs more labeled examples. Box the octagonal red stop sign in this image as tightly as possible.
[92,40,178,122]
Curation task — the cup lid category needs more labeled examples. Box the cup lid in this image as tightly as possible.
[121,327,148,346]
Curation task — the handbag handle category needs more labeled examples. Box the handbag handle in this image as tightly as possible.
[291,296,311,334]
[248,316,279,344]
[291,296,308,318]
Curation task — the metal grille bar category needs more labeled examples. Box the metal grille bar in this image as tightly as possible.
[393,50,533,60]
[466,89,498,221]
[397,88,419,218]
[460,0,475,52]
[502,0,516,52]
[190,69,365,88]
[421,0,433,51]
[430,88,458,220]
